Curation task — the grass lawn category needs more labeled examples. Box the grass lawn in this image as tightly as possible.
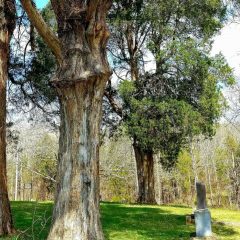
[0,202,239,240]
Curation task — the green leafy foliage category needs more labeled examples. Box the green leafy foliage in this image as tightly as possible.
[25,3,57,105]
[25,37,57,104]
[119,39,234,168]
[147,0,226,55]
[9,3,58,119]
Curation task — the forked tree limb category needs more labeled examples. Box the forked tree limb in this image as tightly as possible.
[20,0,63,64]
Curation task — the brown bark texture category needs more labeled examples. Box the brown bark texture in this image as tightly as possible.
[46,1,111,239]
[0,0,16,236]
[133,140,156,204]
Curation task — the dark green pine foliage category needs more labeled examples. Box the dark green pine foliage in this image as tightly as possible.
[9,3,58,118]
[27,4,57,104]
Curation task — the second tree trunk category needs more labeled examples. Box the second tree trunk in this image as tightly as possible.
[133,143,156,204]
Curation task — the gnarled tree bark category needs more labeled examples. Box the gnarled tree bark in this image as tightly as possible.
[48,79,108,239]
[133,139,156,204]
[0,0,16,236]
[20,1,112,239]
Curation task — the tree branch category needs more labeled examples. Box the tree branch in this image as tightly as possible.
[20,0,63,64]
[104,80,123,117]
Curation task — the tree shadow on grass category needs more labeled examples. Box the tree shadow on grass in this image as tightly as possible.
[211,219,239,238]
[101,203,239,240]
[101,202,193,240]
[4,202,239,240]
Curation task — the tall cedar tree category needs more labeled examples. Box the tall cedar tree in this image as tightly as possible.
[0,0,16,236]
[120,42,234,203]
[109,0,229,204]
[20,1,112,239]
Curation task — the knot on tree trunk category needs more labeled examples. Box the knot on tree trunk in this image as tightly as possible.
[49,1,112,88]
[51,19,111,88]
[51,50,111,87]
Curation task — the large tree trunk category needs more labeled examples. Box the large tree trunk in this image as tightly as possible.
[48,79,107,239]
[45,1,111,239]
[0,0,16,236]
[20,1,111,238]
[133,140,156,204]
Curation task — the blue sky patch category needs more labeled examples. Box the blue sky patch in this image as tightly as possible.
[36,0,49,9]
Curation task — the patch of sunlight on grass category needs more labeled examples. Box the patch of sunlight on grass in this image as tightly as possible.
[211,208,240,222]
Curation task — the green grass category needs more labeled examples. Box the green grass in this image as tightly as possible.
[0,202,239,240]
